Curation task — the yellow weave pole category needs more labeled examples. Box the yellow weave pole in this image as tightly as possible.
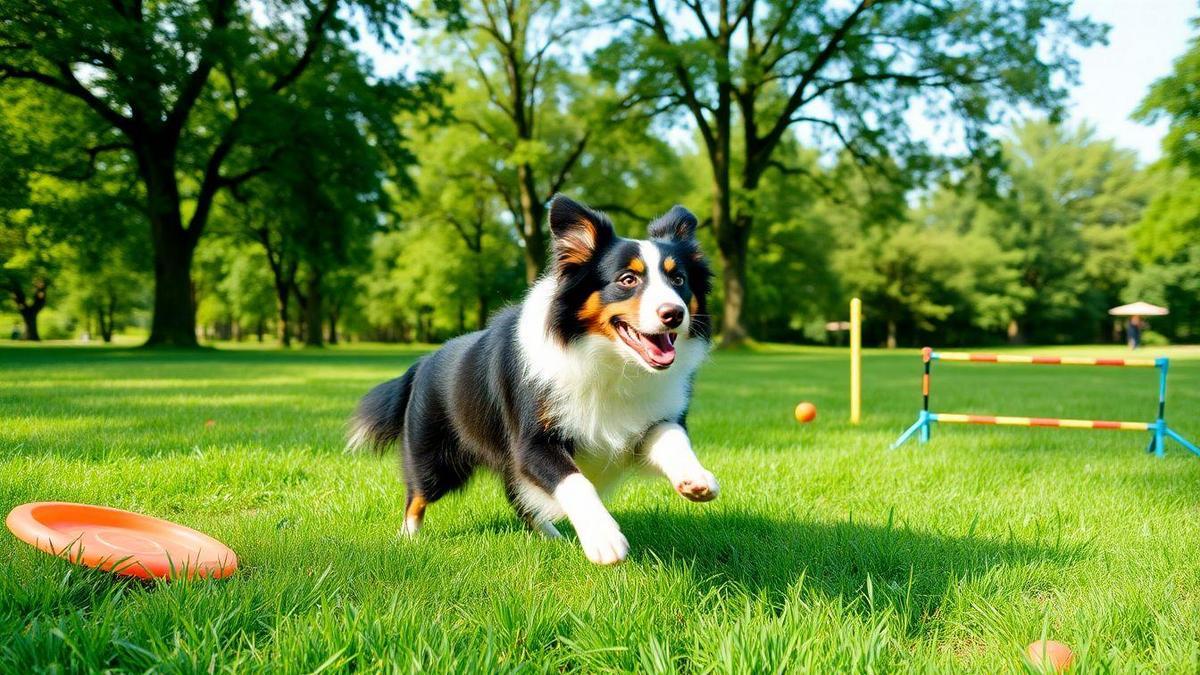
[850,298,862,424]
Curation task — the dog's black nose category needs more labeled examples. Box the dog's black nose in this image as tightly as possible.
[657,304,685,329]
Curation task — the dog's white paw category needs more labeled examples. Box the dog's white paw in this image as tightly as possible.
[577,518,629,565]
[675,469,719,502]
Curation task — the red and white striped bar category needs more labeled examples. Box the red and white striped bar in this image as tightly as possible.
[932,413,1150,431]
[931,351,1158,367]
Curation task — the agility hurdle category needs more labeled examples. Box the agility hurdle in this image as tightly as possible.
[891,348,1200,458]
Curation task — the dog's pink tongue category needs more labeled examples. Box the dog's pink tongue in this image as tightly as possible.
[642,333,677,367]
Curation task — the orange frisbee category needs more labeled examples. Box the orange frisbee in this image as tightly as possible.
[5,502,237,580]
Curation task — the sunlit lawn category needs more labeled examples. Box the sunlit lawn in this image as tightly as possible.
[2,341,1199,672]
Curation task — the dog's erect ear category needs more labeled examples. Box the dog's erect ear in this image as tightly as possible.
[549,194,614,268]
[648,205,698,241]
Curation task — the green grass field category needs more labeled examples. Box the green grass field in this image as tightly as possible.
[2,342,1200,672]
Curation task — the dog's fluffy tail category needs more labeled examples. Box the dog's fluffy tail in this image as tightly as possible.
[347,363,419,454]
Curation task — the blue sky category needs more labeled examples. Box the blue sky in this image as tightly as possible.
[1067,0,1196,162]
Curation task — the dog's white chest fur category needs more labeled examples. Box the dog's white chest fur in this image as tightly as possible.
[516,278,707,459]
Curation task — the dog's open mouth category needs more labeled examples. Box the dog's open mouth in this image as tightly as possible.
[614,320,676,369]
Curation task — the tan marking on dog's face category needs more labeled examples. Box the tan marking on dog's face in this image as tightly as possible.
[628,257,645,274]
[663,257,676,273]
[688,295,699,315]
[578,291,643,340]
[557,220,597,266]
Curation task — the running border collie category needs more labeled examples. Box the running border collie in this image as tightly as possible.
[349,195,717,564]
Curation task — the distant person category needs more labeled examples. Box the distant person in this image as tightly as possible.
[1127,315,1145,350]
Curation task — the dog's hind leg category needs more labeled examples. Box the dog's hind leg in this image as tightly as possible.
[402,490,427,536]
[398,410,474,537]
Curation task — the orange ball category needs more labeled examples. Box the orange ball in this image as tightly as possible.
[1026,640,1073,672]
[794,402,817,423]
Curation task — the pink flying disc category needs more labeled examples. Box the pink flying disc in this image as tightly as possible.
[6,502,237,580]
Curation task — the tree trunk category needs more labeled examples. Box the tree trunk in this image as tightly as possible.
[142,155,200,347]
[145,242,196,347]
[97,307,113,342]
[886,320,897,349]
[708,63,750,348]
[19,307,41,341]
[327,310,339,345]
[477,294,488,330]
[713,206,752,348]
[101,292,117,342]
[256,318,265,342]
[716,241,749,347]
[517,165,548,285]
[303,272,323,347]
[10,280,48,342]
[274,285,291,347]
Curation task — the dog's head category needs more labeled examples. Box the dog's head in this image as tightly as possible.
[547,195,712,372]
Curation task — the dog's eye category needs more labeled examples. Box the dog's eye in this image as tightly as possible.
[617,272,640,288]
[670,274,686,287]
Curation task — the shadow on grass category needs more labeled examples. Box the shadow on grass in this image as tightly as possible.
[639,508,1074,589]
[475,507,1082,625]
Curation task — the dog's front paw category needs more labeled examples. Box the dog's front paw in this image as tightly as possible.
[675,469,720,502]
[577,518,629,565]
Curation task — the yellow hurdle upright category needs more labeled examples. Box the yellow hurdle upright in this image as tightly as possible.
[849,298,862,424]
[890,347,1200,459]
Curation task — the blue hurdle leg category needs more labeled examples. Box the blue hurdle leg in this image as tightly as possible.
[891,420,924,449]
[891,411,931,449]
[1166,427,1200,458]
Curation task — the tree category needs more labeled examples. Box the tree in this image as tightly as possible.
[441,0,663,283]
[55,183,149,343]
[1125,167,1200,341]
[947,120,1151,342]
[0,0,436,346]
[398,123,527,329]
[836,223,1025,347]
[605,0,1104,344]
[0,209,65,341]
[214,47,429,347]
[1135,16,1200,174]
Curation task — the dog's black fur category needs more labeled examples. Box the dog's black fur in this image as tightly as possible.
[350,195,715,563]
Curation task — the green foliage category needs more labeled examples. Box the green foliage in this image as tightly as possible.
[911,120,1151,344]
[836,224,1026,346]
[0,0,449,345]
[194,239,276,341]
[1133,166,1200,262]
[1135,18,1200,173]
[596,0,1104,342]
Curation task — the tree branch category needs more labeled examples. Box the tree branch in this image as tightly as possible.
[0,63,134,133]
[753,0,874,167]
[34,141,131,181]
[546,130,591,198]
[162,0,234,141]
[270,0,337,94]
[645,0,716,154]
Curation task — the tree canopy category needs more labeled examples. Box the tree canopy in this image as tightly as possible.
[3,0,1199,349]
